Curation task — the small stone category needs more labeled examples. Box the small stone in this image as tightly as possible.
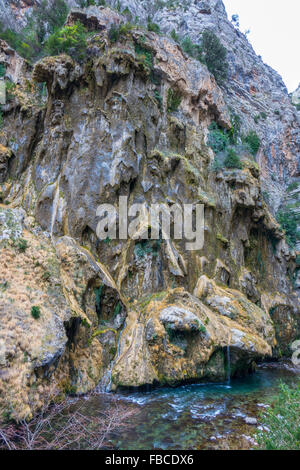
[245,417,258,425]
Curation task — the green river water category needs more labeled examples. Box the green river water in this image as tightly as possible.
[75,361,300,450]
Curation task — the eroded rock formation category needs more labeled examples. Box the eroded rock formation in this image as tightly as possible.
[0,2,299,420]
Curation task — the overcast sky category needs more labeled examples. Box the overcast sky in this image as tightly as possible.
[223,0,300,92]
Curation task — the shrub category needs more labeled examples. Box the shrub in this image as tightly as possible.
[147,22,161,34]
[256,382,300,450]
[181,36,202,61]
[210,158,223,172]
[254,114,260,124]
[277,208,300,248]
[0,64,5,77]
[167,88,181,113]
[5,80,16,101]
[207,121,229,153]
[224,148,242,169]
[154,90,163,108]
[45,21,88,61]
[170,29,180,43]
[201,30,228,84]
[135,42,153,71]
[31,306,41,320]
[287,181,299,192]
[16,238,28,253]
[260,111,267,120]
[243,131,261,156]
[228,112,241,144]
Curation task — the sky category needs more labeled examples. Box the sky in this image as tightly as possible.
[223,0,300,92]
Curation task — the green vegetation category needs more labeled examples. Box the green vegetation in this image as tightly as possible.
[147,22,161,34]
[0,0,69,62]
[170,29,180,43]
[224,148,242,169]
[16,238,28,253]
[287,181,299,192]
[108,22,133,43]
[154,90,163,109]
[256,382,300,450]
[134,240,162,258]
[201,30,228,83]
[0,64,5,77]
[46,21,88,62]
[207,121,229,153]
[181,36,202,61]
[227,112,241,145]
[243,131,261,156]
[276,208,300,249]
[113,301,122,317]
[31,306,41,320]
[94,285,103,317]
[135,41,154,71]
[167,88,182,113]
[5,80,16,101]
[169,29,228,84]
[208,120,260,171]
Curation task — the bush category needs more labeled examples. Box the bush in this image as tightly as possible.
[170,29,180,43]
[243,131,261,156]
[201,30,228,84]
[277,208,300,248]
[228,112,241,144]
[147,22,161,34]
[224,148,242,169]
[135,42,154,71]
[0,64,5,77]
[45,21,88,62]
[31,306,41,320]
[16,238,28,253]
[256,382,300,450]
[167,88,181,113]
[154,90,163,108]
[207,121,229,153]
[109,22,133,43]
[181,36,202,61]
[287,181,299,192]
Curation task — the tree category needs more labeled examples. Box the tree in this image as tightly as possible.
[201,30,228,84]
[224,148,242,169]
[45,21,88,62]
[231,14,240,28]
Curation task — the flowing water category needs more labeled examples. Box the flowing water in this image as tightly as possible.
[73,361,300,450]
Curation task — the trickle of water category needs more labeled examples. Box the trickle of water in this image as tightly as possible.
[50,176,61,239]
[97,320,127,393]
[227,345,231,385]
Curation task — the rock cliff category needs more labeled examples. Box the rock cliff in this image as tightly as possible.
[0,1,299,420]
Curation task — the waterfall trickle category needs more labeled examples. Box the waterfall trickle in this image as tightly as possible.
[98,320,127,393]
[226,344,231,385]
[227,333,232,385]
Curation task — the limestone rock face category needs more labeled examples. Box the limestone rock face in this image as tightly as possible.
[0,2,299,419]
[292,84,300,106]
